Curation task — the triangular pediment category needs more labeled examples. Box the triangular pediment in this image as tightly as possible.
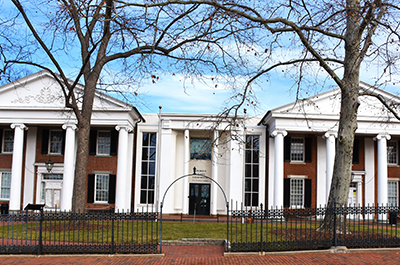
[269,82,400,119]
[0,71,133,111]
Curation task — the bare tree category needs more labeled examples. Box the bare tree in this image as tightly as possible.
[120,0,400,230]
[0,0,258,213]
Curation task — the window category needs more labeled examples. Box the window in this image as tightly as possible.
[387,141,397,165]
[140,133,157,204]
[290,178,304,207]
[284,137,312,163]
[284,177,312,208]
[95,174,109,203]
[0,172,11,200]
[291,138,304,162]
[89,129,118,156]
[388,181,398,206]
[244,135,259,207]
[190,138,211,160]
[49,130,63,154]
[87,174,115,204]
[2,130,14,153]
[97,131,111,155]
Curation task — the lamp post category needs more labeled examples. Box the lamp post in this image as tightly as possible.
[45,159,54,172]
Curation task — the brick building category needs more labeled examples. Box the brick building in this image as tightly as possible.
[1,72,400,214]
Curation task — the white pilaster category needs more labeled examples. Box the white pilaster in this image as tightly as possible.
[364,137,375,208]
[375,133,390,208]
[159,121,173,212]
[211,130,219,215]
[229,134,243,204]
[60,123,77,211]
[9,123,27,211]
[23,127,37,209]
[270,129,287,208]
[324,131,337,204]
[115,125,133,212]
[182,129,190,214]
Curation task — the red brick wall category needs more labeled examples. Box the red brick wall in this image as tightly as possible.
[284,135,317,208]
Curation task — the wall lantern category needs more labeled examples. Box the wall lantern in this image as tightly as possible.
[45,159,54,172]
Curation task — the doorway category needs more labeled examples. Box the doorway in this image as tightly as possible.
[189,183,210,215]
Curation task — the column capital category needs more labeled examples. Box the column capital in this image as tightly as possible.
[10,123,28,130]
[374,133,391,141]
[115,124,133,132]
[323,131,337,139]
[270,129,287,138]
[62,123,77,130]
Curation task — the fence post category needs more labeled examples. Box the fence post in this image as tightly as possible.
[260,203,263,253]
[38,208,43,255]
[226,202,229,252]
[111,214,115,255]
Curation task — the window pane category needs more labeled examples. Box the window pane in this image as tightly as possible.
[3,130,14,153]
[97,131,111,155]
[388,142,397,164]
[0,172,11,199]
[290,179,304,207]
[142,133,149,146]
[190,138,211,160]
[149,147,156,160]
[291,138,304,162]
[142,147,149,160]
[49,131,63,154]
[150,133,157,146]
[388,181,398,206]
[95,174,109,203]
[141,175,148,189]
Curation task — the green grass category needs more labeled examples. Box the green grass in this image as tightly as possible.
[1,220,400,244]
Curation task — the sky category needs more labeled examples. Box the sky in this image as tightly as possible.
[2,0,399,118]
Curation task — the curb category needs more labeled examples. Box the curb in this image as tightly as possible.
[223,247,400,256]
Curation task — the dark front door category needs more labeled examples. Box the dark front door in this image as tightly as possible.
[189,183,210,215]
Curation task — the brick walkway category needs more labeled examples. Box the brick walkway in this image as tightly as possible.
[1,246,400,264]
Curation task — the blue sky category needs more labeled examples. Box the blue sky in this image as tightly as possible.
[2,1,399,117]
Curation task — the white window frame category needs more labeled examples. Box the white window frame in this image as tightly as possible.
[291,137,305,162]
[96,130,111,156]
[2,129,14,153]
[387,141,398,165]
[290,178,304,208]
[49,130,63,154]
[140,132,157,205]
[244,135,260,207]
[0,171,11,200]
[388,181,398,207]
[94,174,109,203]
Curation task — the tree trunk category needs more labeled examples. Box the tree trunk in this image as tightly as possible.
[71,76,98,213]
[319,0,361,232]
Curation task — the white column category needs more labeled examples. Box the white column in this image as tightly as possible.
[356,180,362,206]
[270,129,287,208]
[375,133,390,208]
[115,125,133,212]
[324,132,336,204]
[182,129,190,214]
[9,123,27,211]
[22,127,37,209]
[60,123,77,212]
[211,130,219,215]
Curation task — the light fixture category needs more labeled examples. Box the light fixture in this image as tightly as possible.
[45,159,54,172]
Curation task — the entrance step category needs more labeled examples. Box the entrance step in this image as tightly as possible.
[163,238,226,246]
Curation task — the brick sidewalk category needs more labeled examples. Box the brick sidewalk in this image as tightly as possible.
[1,246,400,264]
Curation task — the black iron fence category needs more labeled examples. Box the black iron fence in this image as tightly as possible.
[0,209,158,255]
[228,204,400,252]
